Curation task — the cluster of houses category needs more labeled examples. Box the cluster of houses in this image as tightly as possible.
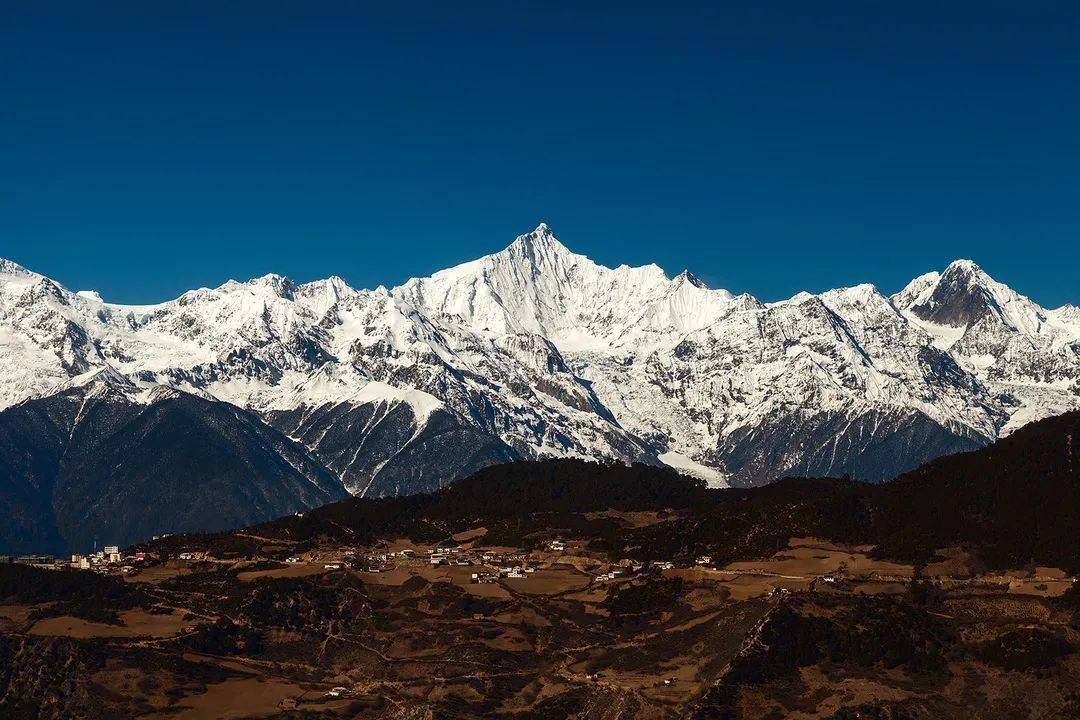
[156,534,702,590]
[70,545,147,574]
[281,540,559,584]
[594,558,653,582]
[424,545,542,583]
[1,545,146,575]
[471,563,538,583]
[270,536,698,588]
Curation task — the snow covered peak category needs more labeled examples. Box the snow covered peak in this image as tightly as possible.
[891,271,940,311]
[296,275,358,316]
[509,221,556,245]
[902,259,1046,336]
[821,283,886,305]
[0,257,34,277]
[674,270,708,289]
[500,222,581,268]
[0,258,43,289]
[66,365,136,390]
[245,273,298,299]
[943,258,984,275]
[1052,304,1080,321]
[2,226,1079,494]
[395,223,673,344]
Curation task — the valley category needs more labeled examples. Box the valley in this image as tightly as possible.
[1,410,1078,718]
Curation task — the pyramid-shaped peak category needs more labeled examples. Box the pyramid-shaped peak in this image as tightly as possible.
[513,221,559,244]
[936,259,1009,297]
[246,273,299,299]
[942,259,990,280]
[505,222,577,261]
[908,259,1003,328]
[945,258,979,271]
[300,275,356,294]
[674,270,708,289]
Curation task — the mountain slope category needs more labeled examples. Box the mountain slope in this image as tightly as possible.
[0,373,347,554]
[2,223,1080,497]
[263,392,520,497]
[238,409,1080,574]
[893,259,1080,433]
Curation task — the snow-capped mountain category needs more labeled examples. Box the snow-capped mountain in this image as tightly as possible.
[2,224,1079,508]
[893,259,1080,433]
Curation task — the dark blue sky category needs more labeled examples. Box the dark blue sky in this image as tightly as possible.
[3,2,1079,306]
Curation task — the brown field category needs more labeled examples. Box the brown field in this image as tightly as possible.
[355,567,415,585]
[164,677,309,719]
[0,603,37,633]
[849,580,909,595]
[236,563,328,582]
[562,587,609,603]
[385,538,428,553]
[1005,578,1075,597]
[29,608,188,638]
[451,526,488,542]
[721,538,913,578]
[585,509,673,528]
[0,604,34,623]
[711,572,809,600]
[124,562,196,584]
[503,566,591,595]
[923,546,976,577]
[545,553,605,574]
[5,529,1077,719]
[462,581,512,598]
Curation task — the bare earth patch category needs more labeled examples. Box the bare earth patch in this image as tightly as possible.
[29,608,188,638]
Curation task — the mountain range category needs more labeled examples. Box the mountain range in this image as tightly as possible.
[2,223,1078,552]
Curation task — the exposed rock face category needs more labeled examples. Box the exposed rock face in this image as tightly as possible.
[2,224,1079,518]
[263,399,518,498]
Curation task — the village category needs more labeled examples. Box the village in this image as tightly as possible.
[266,537,682,589]
[1,545,148,575]
[4,529,1077,717]
[6,531,1076,607]
[2,537,749,613]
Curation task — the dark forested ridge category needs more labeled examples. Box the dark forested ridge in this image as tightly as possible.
[160,410,1080,573]
[0,383,348,555]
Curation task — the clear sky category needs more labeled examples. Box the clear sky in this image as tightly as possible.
[3,2,1079,307]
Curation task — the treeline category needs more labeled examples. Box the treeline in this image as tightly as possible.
[0,564,134,607]
[610,408,1080,571]
[0,564,144,624]
[246,459,706,547]
[153,411,1080,573]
